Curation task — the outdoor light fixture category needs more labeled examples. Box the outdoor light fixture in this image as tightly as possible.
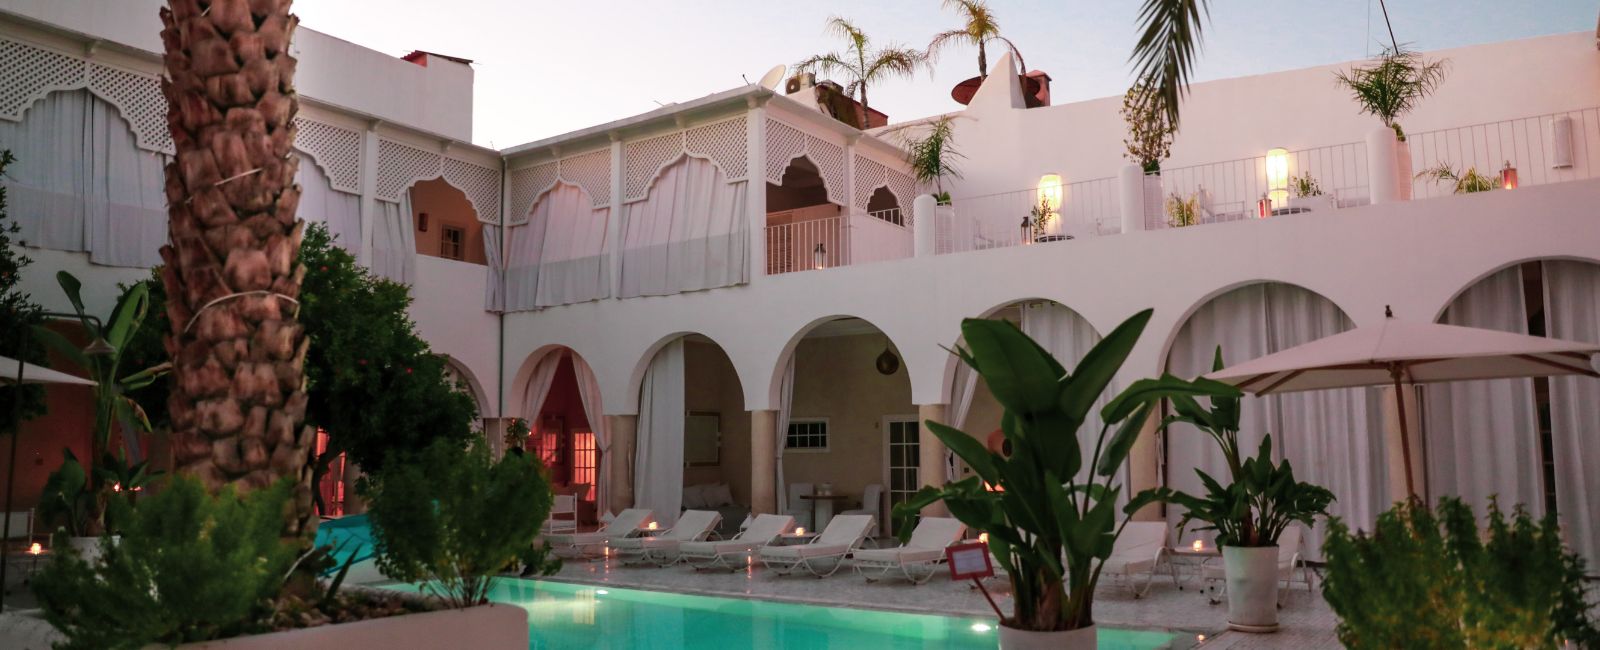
[28,542,42,555]
[1019,215,1032,244]
[794,527,806,535]
[1036,173,1063,212]
[1501,161,1518,190]
[978,532,989,544]
[875,347,900,375]
[1192,539,1204,552]
[1257,194,1274,219]
[646,521,658,531]
[1265,147,1290,207]
[812,242,826,269]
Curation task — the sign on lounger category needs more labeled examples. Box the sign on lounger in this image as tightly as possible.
[945,542,1004,619]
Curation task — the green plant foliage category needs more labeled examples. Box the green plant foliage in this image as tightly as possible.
[363,439,559,608]
[31,475,296,650]
[1027,196,1055,238]
[899,115,964,197]
[1333,47,1448,141]
[1165,192,1198,227]
[793,16,926,129]
[1121,80,1176,173]
[1322,497,1599,649]
[36,448,155,537]
[1416,163,1499,194]
[1130,0,1211,128]
[129,224,480,511]
[1162,436,1334,547]
[1291,172,1323,198]
[926,0,1023,79]
[891,311,1239,632]
[0,149,49,428]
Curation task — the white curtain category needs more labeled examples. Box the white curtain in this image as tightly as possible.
[295,158,361,255]
[528,182,611,308]
[1425,266,1543,516]
[370,194,416,284]
[1166,284,1381,557]
[774,356,795,514]
[520,351,563,440]
[1542,260,1600,570]
[571,354,611,517]
[944,361,979,482]
[618,156,749,298]
[634,339,685,526]
[0,89,167,268]
[482,223,504,311]
[503,221,540,312]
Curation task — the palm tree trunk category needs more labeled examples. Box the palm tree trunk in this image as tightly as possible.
[158,0,316,540]
[858,83,870,130]
[977,40,988,78]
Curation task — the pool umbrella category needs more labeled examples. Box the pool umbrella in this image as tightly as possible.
[1203,308,1600,498]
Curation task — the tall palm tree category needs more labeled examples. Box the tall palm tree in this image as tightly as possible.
[795,16,925,130]
[1129,0,1211,129]
[927,0,1024,79]
[158,0,316,539]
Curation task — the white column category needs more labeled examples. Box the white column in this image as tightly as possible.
[843,136,858,265]
[607,414,639,513]
[917,404,950,517]
[1118,164,1146,234]
[746,98,768,279]
[1366,126,1403,205]
[358,121,381,267]
[607,136,624,298]
[913,194,937,257]
[750,409,777,514]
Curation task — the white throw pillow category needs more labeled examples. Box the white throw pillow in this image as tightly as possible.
[681,484,706,509]
[707,483,735,507]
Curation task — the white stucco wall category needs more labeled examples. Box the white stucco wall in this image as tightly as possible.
[411,255,501,417]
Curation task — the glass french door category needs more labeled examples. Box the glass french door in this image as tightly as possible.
[885,417,921,536]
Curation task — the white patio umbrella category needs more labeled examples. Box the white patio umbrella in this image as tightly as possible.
[0,355,96,386]
[1204,308,1600,498]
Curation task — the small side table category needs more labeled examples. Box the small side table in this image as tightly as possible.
[1165,546,1221,591]
[798,494,848,532]
[776,532,818,546]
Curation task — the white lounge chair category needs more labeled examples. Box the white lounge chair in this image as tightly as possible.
[679,513,794,571]
[542,508,654,559]
[542,495,578,535]
[1202,525,1313,605]
[852,516,965,585]
[759,514,875,578]
[838,484,883,539]
[610,510,723,566]
[1099,521,1168,598]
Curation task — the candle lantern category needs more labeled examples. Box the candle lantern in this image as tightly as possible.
[1257,194,1273,219]
[812,242,826,269]
[1500,161,1518,190]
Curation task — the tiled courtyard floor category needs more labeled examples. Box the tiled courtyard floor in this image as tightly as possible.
[540,555,1341,649]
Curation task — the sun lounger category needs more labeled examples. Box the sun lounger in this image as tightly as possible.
[758,514,875,578]
[542,508,654,559]
[1099,521,1168,598]
[852,517,965,584]
[678,513,793,571]
[610,509,723,566]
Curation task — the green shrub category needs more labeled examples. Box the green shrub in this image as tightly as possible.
[363,439,559,608]
[1322,497,1599,649]
[31,476,296,650]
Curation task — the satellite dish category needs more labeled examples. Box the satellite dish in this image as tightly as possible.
[757,64,786,90]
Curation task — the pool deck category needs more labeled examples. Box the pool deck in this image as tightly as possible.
[535,555,1341,649]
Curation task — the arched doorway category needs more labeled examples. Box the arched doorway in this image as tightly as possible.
[1164,282,1383,557]
[517,347,607,525]
[766,157,845,274]
[631,335,746,532]
[410,178,485,264]
[865,186,903,225]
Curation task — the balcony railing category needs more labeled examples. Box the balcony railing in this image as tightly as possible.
[763,211,913,275]
[936,177,1119,255]
[1145,142,1369,230]
[1407,107,1599,199]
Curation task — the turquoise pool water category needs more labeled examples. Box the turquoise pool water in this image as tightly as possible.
[477,579,1184,650]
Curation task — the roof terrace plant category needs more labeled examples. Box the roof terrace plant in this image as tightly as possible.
[1334,46,1448,142]
[795,16,926,130]
[926,0,1024,79]
[1122,81,1177,173]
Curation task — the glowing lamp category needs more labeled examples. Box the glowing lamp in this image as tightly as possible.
[794,527,806,535]
[29,542,43,555]
[1265,147,1289,207]
[978,532,989,544]
[646,522,658,531]
[1501,161,1518,190]
[812,242,826,269]
[1036,174,1063,212]
[1192,539,1204,552]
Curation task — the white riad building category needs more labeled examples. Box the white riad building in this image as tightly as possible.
[3,2,1597,568]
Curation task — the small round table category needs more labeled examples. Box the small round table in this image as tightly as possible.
[1166,546,1222,590]
[798,494,849,532]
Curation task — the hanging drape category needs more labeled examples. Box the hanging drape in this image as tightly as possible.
[370,194,416,284]
[635,340,685,526]
[618,156,749,298]
[502,219,541,312]
[1540,260,1600,570]
[520,182,611,308]
[0,89,167,268]
[295,158,362,255]
[482,223,504,311]
[1166,283,1381,557]
[944,361,979,482]
[774,356,795,515]
[520,351,563,442]
[1425,266,1543,517]
[570,354,610,517]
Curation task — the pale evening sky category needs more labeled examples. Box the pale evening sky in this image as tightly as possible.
[292,1,1594,149]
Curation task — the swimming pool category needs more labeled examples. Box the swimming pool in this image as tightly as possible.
[478,579,1185,649]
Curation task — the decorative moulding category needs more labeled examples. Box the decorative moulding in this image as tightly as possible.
[766,117,847,206]
[376,137,504,224]
[507,147,614,223]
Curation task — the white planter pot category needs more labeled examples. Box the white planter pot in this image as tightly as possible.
[1142,174,1164,227]
[1287,195,1334,212]
[999,624,1095,650]
[1222,546,1280,633]
[1395,138,1414,201]
[65,535,118,566]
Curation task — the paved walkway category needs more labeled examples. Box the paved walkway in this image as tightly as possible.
[540,555,1342,649]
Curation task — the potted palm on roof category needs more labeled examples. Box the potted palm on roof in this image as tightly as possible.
[1334,47,1448,201]
[894,310,1239,649]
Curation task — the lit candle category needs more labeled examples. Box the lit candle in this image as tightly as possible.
[28,542,42,555]
[1192,539,1204,552]
[646,522,658,531]
[978,532,989,544]
[794,527,806,536]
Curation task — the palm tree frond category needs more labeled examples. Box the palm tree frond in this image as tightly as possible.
[865,47,926,83]
[794,52,851,78]
[988,35,1026,73]
[1130,0,1211,128]
[824,15,867,51]
[925,29,973,63]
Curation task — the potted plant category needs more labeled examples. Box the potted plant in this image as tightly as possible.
[894,310,1238,649]
[794,17,925,130]
[1152,349,1335,632]
[1334,47,1448,200]
[503,417,531,454]
[1322,498,1600,647]
[1287,172,1334,211]
[1415,163,1498,194]
[1122,81,1175,222]
[1165,192,1199,227]
[899,115,964,206]
[1026,197,1056,241]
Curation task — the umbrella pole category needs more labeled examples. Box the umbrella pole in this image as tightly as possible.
[1390,364,1417,501]
[1,331,26,611]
